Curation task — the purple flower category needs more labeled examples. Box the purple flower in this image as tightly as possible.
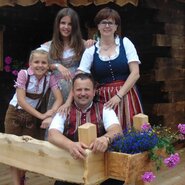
[141,171,156,183]
[4,65,11,72]
[141,123,151,131]
[12,70,18,76]
[164,153,180,168]
[178,124,185,135]
[5,56,12,64]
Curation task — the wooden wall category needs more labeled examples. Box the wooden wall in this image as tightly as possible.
[137,0,185,130]
[0,0,184,132]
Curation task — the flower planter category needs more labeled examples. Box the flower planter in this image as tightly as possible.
[106,151,153,185]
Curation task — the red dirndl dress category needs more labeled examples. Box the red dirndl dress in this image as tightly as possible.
[97,80,143,130]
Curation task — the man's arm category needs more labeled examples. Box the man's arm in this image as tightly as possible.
[90,107,123,153]
[48,114,88,160]
[103,124,123,143]
[90,124,122,153]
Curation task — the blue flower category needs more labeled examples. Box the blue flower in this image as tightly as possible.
[109,128,158,154]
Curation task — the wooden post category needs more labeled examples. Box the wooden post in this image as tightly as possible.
[78,123,97,146]
[78,123,107,184]
[133,113,149,131]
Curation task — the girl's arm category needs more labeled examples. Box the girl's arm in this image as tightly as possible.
[49,87,63,113]
[16,88,54,120]
[41,88,63,129]
[50,63,72,81]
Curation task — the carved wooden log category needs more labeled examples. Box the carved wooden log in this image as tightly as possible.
[0,133,86,184]
[0,132,107,185]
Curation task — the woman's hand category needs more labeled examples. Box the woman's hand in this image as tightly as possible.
[58,64,72,81]
[84,39,96,48]
[104,95,121,110]
[57,102,71,116]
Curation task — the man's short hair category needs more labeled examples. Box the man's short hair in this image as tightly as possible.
[72,73,96,88]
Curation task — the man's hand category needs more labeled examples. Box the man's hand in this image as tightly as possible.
[68,142,88,160]
[89,136,109,153]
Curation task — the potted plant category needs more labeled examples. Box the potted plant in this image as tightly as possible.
[106,122,185,184]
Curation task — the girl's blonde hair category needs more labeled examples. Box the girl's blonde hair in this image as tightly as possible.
[29,49,48,63]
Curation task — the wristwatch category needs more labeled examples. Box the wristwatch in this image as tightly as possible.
[55,63,59,69]
[104,135,111,144]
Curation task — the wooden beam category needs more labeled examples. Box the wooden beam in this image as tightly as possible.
[0,124,106,185]
[0,133,105,185]
[153,34,184,47]
[0,133,85,184]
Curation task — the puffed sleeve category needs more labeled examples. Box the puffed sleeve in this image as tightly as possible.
[40,41,51,52]
[123,37,141,64]
[77,45,95,73]
[103,107,120,130]
[14,70,27,90]
[49,73,58,90]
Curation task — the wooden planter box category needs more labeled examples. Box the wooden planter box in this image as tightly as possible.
[106,151,153,185]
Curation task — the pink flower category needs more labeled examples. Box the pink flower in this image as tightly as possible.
[178,124,185,135]
[12,70,18,76]
[164,153,180,168]
[4,65,11,72]
[5,56,12,64]
[141,123,151,131]
[179,134,185,140]
[141,171,156,183]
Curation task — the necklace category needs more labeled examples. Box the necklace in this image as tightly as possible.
[101,43,115,51]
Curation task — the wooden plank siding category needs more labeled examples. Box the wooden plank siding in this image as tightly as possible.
[138,0,185,129]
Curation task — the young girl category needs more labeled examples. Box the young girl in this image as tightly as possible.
[4,49,63,185]
[41,8,94,121]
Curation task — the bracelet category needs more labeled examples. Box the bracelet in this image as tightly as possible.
[104,135,111,144]
[55,63,59,70]
[116,93,122,100]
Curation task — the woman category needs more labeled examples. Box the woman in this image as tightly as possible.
[41,8,94,125]
[78,7,143,130]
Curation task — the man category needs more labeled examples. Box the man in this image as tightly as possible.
[48,73,123,185]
